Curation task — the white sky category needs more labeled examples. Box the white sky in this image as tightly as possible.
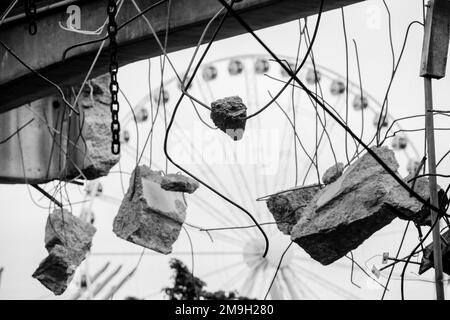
[1,0,450,300]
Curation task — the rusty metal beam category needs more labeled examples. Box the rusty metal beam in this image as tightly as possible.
[0,0,364,113]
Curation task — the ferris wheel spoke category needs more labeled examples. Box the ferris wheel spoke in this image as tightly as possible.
[286,266,321,300]
[188,195,255,242]
[272,96,320,186]
[185,221,248,248]
[199,259,247,279]
[292,262,360,300]
[239,259,267,298]
[193,78,212,107]
[217,264,251,294]
[281,268,302,300]
[281,267,304,300]
[267,272,284,300]
[228,153,266,227]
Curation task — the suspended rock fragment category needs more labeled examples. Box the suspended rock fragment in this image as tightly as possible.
[322,162,344,185]
[67,74,120,180]
[32,209,96,295]
[113,165,187,254]
[161,173,200,194]
[266,185,321,235]
[419,230,450,276]
[267,147,434,265]
[210,96,247,141]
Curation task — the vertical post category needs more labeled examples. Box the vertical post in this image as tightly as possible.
[424,77,445,300]
[420,0,449,300]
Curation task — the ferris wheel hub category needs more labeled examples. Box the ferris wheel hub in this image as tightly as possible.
[243,233,293,269]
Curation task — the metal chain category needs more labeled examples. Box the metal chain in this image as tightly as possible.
[108,0,120,155]
[25,0,37,35]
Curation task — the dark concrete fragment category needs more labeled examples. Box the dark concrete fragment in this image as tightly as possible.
[322,163,344,185]
[210,96,247,141]
[161,173,200,194]
[419,230,450,276]
[266,185,321,235]
[33,209,96,295]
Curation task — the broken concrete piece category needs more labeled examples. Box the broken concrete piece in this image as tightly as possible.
[268,147,433,265]
[32,245,79,295]
[67,74,120,180]
[322,163,344,185]
[419,230,450,276]
[33,209,96,295]
[393,175,447,226]
[266,185,322,235]
[210,96,247,141]
[161,173,200,194]
[113,165,187,254]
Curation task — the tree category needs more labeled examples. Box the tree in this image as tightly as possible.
[164,259,250,300]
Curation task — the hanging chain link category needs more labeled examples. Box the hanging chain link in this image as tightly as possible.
[25,0,37,35]
[108,0,121,155]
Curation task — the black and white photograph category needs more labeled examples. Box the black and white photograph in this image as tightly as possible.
[0,0,449,309]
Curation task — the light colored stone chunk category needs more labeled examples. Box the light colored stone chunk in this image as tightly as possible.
[113,165,187,254]
[268,147,436,265]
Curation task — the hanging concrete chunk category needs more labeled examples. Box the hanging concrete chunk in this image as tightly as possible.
[0,74,118,184]
[266,185,321,235]
[113,165,187,254]
[394,175,447,227]
[210,96,247,141]
[419,230,450,276]
[267,147,434,265]
[67,74,120,180]
[161,173,200,194]
[322,162,344,185]
[32,209,96,295]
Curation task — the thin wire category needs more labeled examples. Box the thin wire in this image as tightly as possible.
[381,221,410,300]
[62,0,168,60]
[0,40,79,115]
[0,118,34,144]
[217,0,446,217]
[163,0,270,258]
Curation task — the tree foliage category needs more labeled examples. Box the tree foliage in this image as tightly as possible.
[164,258,250,300]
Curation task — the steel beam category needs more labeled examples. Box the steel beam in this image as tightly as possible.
[0,0,363,113]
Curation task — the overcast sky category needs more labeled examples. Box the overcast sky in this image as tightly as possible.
[1,0,450,300]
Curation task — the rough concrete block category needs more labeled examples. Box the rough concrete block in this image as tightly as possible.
[266,185,321,235]
[267,147,434,265]
[0,74,119,184]
[210,96,247,141]
[67,74,119,180]
[33,209,96,295]
[113,165,187,254]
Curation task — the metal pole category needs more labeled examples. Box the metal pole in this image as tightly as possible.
[424,77,445,300]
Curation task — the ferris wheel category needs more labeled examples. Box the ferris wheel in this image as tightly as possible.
[79,54,420,300]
